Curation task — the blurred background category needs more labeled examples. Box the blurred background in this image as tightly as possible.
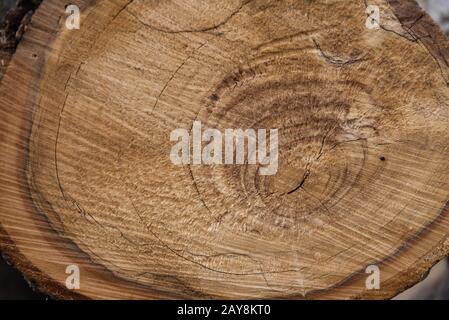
[418,0,449,34]
[1,0,449,300]
[0,0,14,22]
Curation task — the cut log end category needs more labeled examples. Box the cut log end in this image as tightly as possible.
[1,0,449,299]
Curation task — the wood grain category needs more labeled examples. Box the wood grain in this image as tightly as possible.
[1,0,449,299]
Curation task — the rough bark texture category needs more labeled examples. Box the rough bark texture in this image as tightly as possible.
[0,0,41,79]
[2,0,449,299]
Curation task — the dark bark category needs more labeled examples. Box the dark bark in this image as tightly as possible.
[0,0,42,78]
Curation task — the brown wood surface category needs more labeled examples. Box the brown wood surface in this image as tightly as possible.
[1,0,449,299]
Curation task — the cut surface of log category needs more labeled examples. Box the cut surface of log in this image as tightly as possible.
[1,0,449,299]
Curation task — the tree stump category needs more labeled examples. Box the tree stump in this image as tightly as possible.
[1,0,449,299]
